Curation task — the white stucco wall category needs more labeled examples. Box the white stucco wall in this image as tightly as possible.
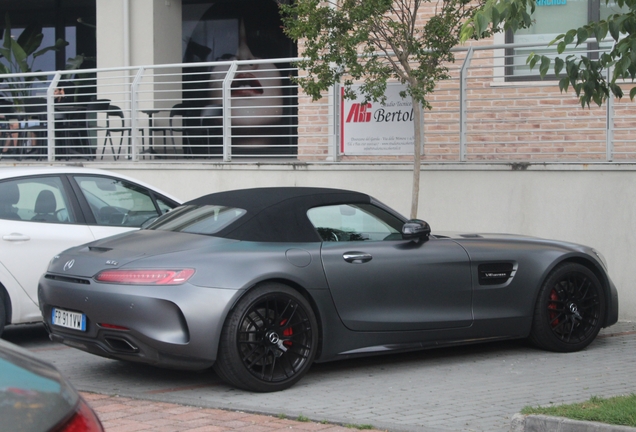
[97,162,636,322]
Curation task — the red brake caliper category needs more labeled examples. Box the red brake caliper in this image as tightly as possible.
[548,289,559,327]
[280,319,293,347]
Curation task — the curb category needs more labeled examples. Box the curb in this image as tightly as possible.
[511,414,636,432]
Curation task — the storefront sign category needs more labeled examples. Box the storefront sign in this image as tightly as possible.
[536,0,567,5]
[340,84,415,155]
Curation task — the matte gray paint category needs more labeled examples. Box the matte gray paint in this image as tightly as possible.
[38,191,619,372]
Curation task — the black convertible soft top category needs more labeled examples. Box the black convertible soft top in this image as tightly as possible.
[185,187,377,242]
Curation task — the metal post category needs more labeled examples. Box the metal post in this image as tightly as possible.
[222,62,238,162]
[130,67,145,161]
[459,48,474,162]
[46,73,62,162]
[606,65,614,162]
[333,84,340,162]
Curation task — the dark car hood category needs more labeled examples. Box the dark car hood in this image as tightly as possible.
[47,229,235,278]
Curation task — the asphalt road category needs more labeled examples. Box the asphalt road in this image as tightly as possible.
[5,321,636,432]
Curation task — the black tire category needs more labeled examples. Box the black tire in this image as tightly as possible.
[0,295,6,337]
[529,263,605,352]
[214,283,318,392]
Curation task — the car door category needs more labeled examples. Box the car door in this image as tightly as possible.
[68,174,178,239]
[309,203,473,332]
[0,176,94,321]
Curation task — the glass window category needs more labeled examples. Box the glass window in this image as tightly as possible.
[181,0,298,157]
[508,0,629,78]
[74,176,161,227]
[148,205,246,235]
[156,197,176,215]
[0,177,75,223]
[307,204,403,242]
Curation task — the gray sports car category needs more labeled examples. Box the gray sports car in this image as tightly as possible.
[39,187,619,392]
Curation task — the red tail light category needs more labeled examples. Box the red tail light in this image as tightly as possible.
[95,269,195,285]
[59,398,103,432]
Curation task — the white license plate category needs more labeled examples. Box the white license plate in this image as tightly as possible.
[52,308,87,331]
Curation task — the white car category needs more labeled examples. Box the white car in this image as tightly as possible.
[0,167,181,335]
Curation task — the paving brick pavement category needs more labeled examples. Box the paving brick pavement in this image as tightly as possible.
[80,392,379,432]
[4,321,636,432]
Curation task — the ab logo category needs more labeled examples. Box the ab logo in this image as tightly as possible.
[346,103,372,123]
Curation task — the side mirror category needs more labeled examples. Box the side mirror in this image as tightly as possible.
[402,219,431,240]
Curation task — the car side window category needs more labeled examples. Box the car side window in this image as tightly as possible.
[74,175,162,227]
[0,177,75,223]
[307,204,402,242]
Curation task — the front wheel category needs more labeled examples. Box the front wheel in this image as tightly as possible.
[214,283,318,392]
[0,295,6,336]
[529,263,605,352]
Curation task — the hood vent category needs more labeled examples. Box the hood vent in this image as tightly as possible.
[478,263,515,285]
[89,246,112,253]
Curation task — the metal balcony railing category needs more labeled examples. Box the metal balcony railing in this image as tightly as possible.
[0,41,634,164]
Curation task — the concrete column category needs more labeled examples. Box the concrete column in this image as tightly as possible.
[95,0,183,152]
[96,0,182,68]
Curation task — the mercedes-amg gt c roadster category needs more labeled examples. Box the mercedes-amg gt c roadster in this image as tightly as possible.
[39,187,619,392]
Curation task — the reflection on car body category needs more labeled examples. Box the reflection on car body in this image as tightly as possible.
[0,338,104,431]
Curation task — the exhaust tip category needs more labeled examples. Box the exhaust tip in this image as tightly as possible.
[104,337,139,353]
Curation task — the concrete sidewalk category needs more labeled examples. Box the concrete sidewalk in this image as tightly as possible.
[7,321,636,432]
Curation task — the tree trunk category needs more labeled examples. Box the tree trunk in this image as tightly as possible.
[410,102,424,219]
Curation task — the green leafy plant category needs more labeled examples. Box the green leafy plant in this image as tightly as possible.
[0,14,83,107]
[524,0,636,108]
[280,0,530,218]
[344,423,375,429]
[462,0,636,108]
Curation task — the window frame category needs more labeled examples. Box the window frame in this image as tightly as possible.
[505,0,603,81]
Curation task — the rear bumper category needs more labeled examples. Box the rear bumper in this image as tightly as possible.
[39,273,241,368]
[45,323,214,369]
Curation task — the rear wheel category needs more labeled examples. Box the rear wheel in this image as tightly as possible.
[214,283,318,392]
[529,263,605,352]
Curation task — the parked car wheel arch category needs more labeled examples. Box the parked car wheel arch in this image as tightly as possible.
[529,262,606,352]
[226,279,325,357]
[0,284,9,332]
[214,281,320,392]
[535,256,612,326]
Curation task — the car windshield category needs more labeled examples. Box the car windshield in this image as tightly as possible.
[146,205,246,235]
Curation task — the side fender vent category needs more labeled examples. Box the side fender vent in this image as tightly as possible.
[478,263,515,285]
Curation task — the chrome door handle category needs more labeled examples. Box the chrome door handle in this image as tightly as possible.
[3,233,31,242]
[343,252,372,263]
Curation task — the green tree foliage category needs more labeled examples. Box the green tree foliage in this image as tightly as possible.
[281,0,522,218]
[0,14,83,104]
[462,0,636,108]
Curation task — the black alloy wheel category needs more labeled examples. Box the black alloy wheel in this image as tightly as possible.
[529,263,606,352]
[214,283,318,392]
